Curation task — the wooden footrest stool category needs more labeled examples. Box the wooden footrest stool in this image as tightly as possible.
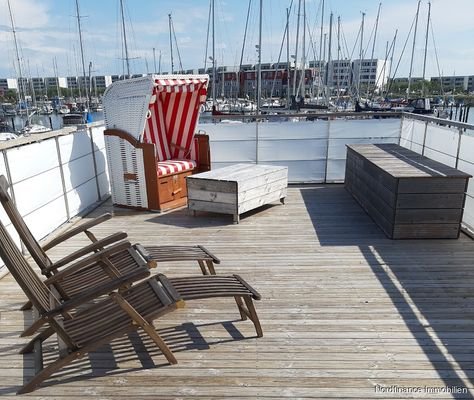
[135,244,220,275]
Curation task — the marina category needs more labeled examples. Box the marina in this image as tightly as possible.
[0,0,474,398]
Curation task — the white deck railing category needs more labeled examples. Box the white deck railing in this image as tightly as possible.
[399,114,474,234]
[0,112,473,276]
[0,123,110,277]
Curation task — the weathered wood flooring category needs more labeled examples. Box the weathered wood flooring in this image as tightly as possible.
[1,185,474,399]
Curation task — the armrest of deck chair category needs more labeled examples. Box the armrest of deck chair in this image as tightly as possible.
[48,232,128,271]
[42,213,113,251]
[45,267,151,317]
[43,240,136,282]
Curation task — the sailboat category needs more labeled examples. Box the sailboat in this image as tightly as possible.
[6,0,51,134]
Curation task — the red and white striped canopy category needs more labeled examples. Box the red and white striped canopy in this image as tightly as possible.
[143,76,208,161]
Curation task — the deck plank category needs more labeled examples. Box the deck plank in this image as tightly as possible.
[1,185,474,398]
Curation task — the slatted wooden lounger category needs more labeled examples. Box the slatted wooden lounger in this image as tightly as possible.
[0,175,220,306]
[0,218,262,394]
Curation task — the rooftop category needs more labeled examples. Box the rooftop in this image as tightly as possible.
[1,184,474,398]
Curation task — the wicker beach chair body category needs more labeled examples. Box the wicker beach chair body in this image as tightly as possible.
[103,75,210,211]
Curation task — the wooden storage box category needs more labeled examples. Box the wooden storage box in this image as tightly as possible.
[187,164,288,223]
[345,143,471,239]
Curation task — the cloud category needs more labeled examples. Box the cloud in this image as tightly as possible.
[0,0,50,29]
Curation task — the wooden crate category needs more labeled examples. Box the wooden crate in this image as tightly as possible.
[345,143,471,239]
[187,164,288,223]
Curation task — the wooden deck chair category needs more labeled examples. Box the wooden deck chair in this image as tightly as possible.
[0,175,220,284]
[0,218,182,394]
[0,219,262,393]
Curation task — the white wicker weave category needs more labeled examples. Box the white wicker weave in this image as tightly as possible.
[104,135,148,208]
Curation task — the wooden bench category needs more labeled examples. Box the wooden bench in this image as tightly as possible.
[187,164,288,223]
[345,143,471,239]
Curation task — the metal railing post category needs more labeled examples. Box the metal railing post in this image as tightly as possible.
[455,128,463,170]
[88,126,102,201]
[398,114,404,146]
[55,136,71,220]
[421,121,428,156]
[324,118,331,183]
[255,119,259,164]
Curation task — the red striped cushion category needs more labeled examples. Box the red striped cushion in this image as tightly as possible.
[157,159,196,176]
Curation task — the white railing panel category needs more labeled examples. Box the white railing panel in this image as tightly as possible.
[328,137,399,160]
[271,160,326,182]
[329,118,400,139]
[59,132,96,192]
[12,169,65,218]
[400,118,425,153]
[458,133,474,168]
[458,135,474,203]
[259,121,329,139]
[91,126,111,198]
[258,139,328,162]
[23,197,69,240]
[462,196,474,233]
[67,178,101,216]
[400,117,413,145]
[457,160,474,198]
[201,122,258,141]
[61,155,96,194]
[58,131,91,164]
[7,140,60,183]
[0,156,10,227]
[210,141,256,163]
[423,124,459,167]
[327,119,400,181]
[0,154,20,254]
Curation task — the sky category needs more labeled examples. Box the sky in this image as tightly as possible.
[0,0,473,80]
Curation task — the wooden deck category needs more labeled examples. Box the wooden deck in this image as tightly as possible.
[1,185,474,399]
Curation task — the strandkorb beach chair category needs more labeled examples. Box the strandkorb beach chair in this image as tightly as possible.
[103,74,211,211]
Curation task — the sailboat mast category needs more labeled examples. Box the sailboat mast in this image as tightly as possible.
[336,16,340,93]
[53,57,61,98]
[211,0,216,105]
[367,2,381,99]
[256,0,262,114]
[239,0,252,98]
[286,7,291,107]
[293,0,302,97]
[421,2,431,96]
[153,47,157,73]
[120,0,130,77]
[357,12,365,99]
[407,0,421,100]
[300,0,306,97]
[75,0,90,110]
[388,29,397,84]
[325,12,333,105]
[317,0,324,102]
[7,0,27,113]
[168,14,174,74]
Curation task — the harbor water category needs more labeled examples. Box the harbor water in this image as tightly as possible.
[4,111,104,132]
